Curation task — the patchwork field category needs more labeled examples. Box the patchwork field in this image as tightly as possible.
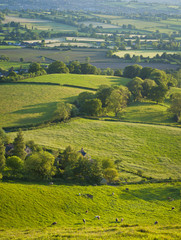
[3,15,77,32]
[0,182,181,239]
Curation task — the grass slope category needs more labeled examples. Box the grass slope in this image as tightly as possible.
[21,74,130,89]
[8,118,181,180]
[0,84,88,128]
[0,182,181,239]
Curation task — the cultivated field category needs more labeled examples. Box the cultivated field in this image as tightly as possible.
[0,182,181,239]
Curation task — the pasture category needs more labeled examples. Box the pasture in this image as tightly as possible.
[8,118,181,180]
[0,61,29,70]
[114,50,180,58]
[0,182,181,239]
[22,74,130,88]
[0,83,87,128]
[3,15,77,32]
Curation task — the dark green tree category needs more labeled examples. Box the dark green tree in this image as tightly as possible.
[149,84,168,103]
[82,98,102,116]
[149,69,168,86]
[28,62,41,73]
[127,77,144,101]
[139,67,153,79]
[13,130,26,160]
[106,86,130,116]
[47,61,69,74]
[123,64,143,78]
[96,85,113,107]
[142,79,157,99]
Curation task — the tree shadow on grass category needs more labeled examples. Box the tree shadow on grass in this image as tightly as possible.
[11,102,58,126]
[119,186,181,202]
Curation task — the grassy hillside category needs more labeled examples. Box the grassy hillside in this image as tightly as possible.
[0,182,180,239]
[8,118,181,180]
[0,84,89,128]
[21,74,130,89]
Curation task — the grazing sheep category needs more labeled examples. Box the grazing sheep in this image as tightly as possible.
[79,193,81,196]
[87,194,93,199]
[83,219,86,224]
[95,216,100,219]
[51,222,57,225]
[86,210,88,213]
[112,192,114,196]
[49,182,53,185]
[154,221,158,225]
[121,218,124,222]
[172,207,175,210]
[116,218,119,222]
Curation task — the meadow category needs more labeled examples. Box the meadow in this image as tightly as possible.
[22,74,130,88]
[0,182,180,239]
[0,83,87,128]
[0,61,29,70]
[8,118,181,180]
[3,15,77,32]
[114,50,180,58]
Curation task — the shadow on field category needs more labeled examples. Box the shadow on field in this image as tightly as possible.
[12,102,58,125]
[119,186,180,201]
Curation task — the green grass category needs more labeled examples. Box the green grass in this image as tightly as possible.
[114,50,180,58]
[0,61,29,70]
[0,84,88,128]
[0,46,21,49]
[0,48,110,64]
[0,75,129,128]
[0,182,180,239]
[22,74,130,89]
[8,118,181,180]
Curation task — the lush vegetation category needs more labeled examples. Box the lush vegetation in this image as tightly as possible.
[0,182,181,239]
[7,118,181,181]
[0,2,181,239]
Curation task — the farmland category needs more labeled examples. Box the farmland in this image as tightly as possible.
[0,182,181,239]
[114,50,180,59]
[0,1,181,239]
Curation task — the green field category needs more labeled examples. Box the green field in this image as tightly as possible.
[0,48,109,64]
[3,15,77,32]
[0,61,29,70]
[0,182,181,239]
[8,118,181,180]
[22,74,130,88]
[0,74,130,127]
[114,50,180,58]
[0,84,87,128]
